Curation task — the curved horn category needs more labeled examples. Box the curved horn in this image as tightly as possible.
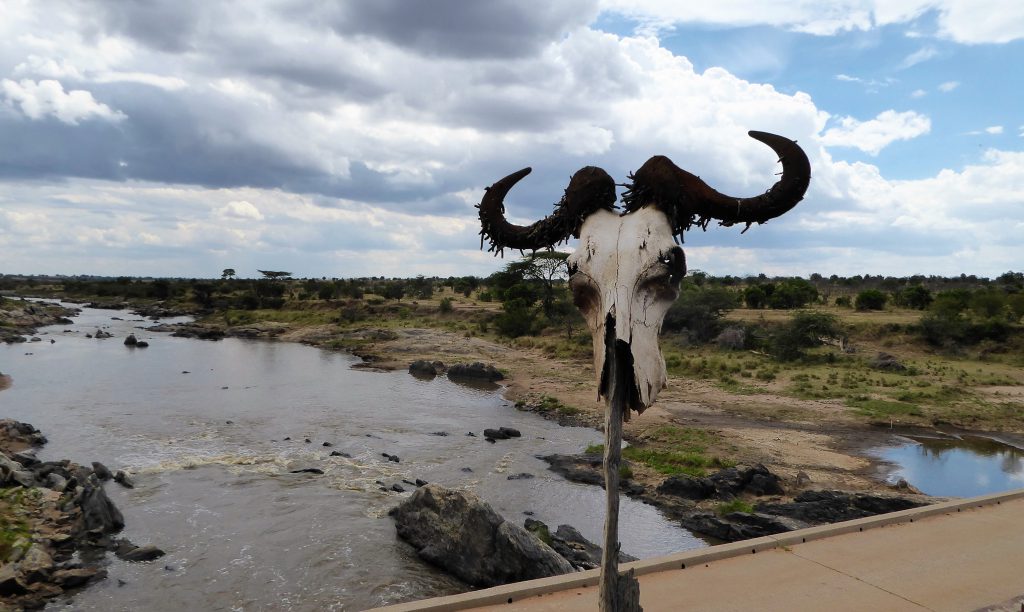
[478,166,617,255]
[623,130,811,233]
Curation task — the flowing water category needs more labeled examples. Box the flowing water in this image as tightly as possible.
[0,303,704,611]
[874,434,1024,498]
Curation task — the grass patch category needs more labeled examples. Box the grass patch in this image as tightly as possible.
[586,438,734,477]
[715,499,755,515]
[0,488,35,563]
[846,397,923,419]
[536,395,580,416]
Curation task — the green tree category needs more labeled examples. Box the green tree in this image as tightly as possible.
[505,252,570,317]
[222,268,236,280]
[258,270,292,280]
[381,281,405,301]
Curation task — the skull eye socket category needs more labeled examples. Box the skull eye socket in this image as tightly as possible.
[662,246,686,285]
[569,275,600,313]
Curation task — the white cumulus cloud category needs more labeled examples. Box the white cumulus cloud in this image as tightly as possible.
[216,200,265,221]
[821,110,931,155]
[938,80,960,92]
[1,79,126,124]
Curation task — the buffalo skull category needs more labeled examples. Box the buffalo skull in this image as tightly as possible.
[478,131,810,417]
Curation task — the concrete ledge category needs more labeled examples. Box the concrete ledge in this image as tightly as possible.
[369,487,1024,611]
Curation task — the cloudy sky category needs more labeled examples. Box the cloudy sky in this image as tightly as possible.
[1,1,1022,279]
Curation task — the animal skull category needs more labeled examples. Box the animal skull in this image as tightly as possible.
[478,131,811,418]
[567,207,685,415]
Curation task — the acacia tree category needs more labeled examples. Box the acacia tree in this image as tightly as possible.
[258,270,292,280]
[222,268,236,280]
[505,251,569,317]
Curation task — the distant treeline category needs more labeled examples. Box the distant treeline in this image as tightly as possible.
[2,267,1021,352]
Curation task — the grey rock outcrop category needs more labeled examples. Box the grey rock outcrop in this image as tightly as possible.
[756,490,926,524]
[657,464,784,501]
[524,519,636,571]
[79,476,125,534]
[682,512,808,542]
[390,484,574,587]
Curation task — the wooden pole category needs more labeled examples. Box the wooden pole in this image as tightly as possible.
[599,337,642,612]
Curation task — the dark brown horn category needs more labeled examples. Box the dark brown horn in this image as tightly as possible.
[622,130,811,234]
[478,166,617,255]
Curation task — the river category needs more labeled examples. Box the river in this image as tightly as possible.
[0,303,704,611]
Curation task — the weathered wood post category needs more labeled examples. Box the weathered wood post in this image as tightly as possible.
[600,335,642,611]
[477,130,810,612]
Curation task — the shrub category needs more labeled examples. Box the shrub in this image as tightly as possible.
[493,298,538,337]
[743,285,767,309]
[438,297,453,313]
[855,289,888,311]
[894,285,932,310]
[715,326,746,350]
[662,285,738,342]
[769,311,842,361]
[768,278,818,309]
[835,296,852,308]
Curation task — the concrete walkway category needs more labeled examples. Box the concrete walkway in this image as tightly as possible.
[372,489,1024,612]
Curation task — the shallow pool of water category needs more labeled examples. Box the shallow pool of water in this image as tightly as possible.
[874,434,1024,498]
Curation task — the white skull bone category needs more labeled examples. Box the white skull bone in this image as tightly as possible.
[568,206,685,416]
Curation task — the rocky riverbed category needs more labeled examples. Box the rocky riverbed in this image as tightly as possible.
[0,299,77,345]
[542,452,932,543]
[0,420,163,610]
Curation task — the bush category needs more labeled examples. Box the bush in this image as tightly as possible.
[1009,293,1024,321]
[835,296,852,308]
[317,284,336,300]
[438,297,453,313]
[768,279,818,309]
[894,285,932,310]
[662,285,738,342]
[970,290,1007,319]
[855,289,888,311]
[768,311,842,361]
[715,326,746,350]
[493,298,538,337]
[743,285,767,309]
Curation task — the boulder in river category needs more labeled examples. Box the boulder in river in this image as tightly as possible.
[79,475,126,534]
[389,484,574,587]
[116,544,166,562]
[408,360,446,378]
[113,470,134,489]
[446,362,504,382]
[91,462,113,481]
[124,334,138,346]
